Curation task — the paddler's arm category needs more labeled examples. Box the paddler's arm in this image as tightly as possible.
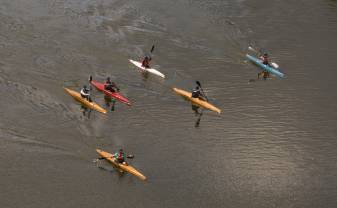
[199,91,207,101]
[113,83,120,92]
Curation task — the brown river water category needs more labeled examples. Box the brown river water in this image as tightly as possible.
[0,0,336,207]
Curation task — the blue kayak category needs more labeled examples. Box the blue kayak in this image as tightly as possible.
[246,54,285,78]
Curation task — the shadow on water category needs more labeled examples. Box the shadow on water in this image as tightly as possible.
[193,105,204,128]
[81,106,91,119]
[141,70,150,80]
[95,160,126,179]
[194,112,203,128]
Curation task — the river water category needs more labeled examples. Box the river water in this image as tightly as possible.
[0,0,336,207]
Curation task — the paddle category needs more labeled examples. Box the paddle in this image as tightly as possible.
[248,46,259,54]
[196,81,208,101]
[148,45,155,61]
[150,45,155,54]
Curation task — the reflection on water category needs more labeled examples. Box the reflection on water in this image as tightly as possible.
[104,95,116,112]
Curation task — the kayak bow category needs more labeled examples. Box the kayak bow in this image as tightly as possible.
[96,149,146,181]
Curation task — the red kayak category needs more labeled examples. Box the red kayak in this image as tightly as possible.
[90,80,131,106]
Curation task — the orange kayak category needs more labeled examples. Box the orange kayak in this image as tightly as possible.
[96,149,146,181]
[173,87,221,114]
[64,88,107,114]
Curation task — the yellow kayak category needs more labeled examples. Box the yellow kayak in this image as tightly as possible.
[64,88,107,114]
[173,87,221,114]
[96,149,146,181]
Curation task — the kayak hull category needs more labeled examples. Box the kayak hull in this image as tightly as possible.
[246,54,285,78]
[90,80,131,106]
[64,88,107,114]
[129,59,165,78]
[173,87,221,114]
[96,149,146,181]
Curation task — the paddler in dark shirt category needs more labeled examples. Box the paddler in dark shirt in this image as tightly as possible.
[80,85,92,102]
[141,55,151,68]
[191,86,206,115]
[259,53,270,65]
[104,77,119,93]
[192,86,206,100]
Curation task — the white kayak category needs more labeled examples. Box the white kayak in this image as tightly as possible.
[129,59,165,78]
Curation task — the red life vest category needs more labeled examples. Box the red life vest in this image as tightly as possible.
[117,152,123,160]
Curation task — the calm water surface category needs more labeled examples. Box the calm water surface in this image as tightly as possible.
[0,0,336,207]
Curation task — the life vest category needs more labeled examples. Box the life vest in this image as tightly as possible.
[104,81,116,91]
[142,57,150,67]
[192,89,201,98]
[105,80,112,85]
[115,152,124,163]
[80,88,90,96]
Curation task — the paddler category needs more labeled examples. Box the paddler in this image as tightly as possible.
[113,148,127,164]
[257,53,271,80]
[80,85,92,102]
[103,77,118,111]
[191,86,206,100]
[104,77,119,93]
[259,53,270,66]
[191,85,206,115]
[141,55,151,68]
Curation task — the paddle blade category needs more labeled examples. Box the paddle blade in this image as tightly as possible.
[271,62,279,69]
[127,154,134,159]
[196,81,201,87]
[150,45,155,53]
[248,46,256,52]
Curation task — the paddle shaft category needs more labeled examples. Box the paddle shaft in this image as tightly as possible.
[196,81,209,101]
[148,45,155,61]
